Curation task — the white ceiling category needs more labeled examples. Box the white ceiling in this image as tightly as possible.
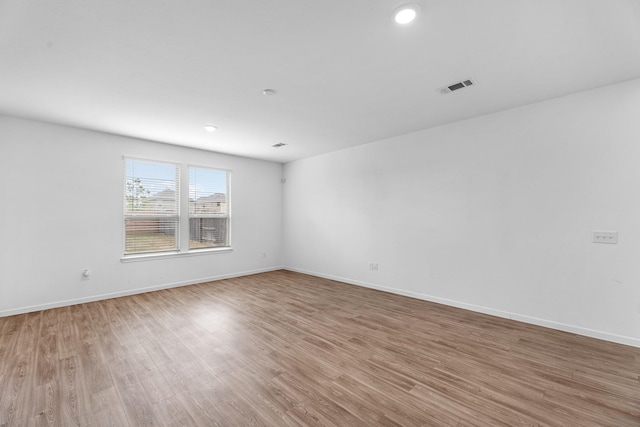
[1,1,640,163]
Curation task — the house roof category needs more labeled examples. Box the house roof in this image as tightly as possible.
[148,189,176,201]
[195,193,226,203]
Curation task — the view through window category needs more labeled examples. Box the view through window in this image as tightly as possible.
[189,166,230,249]
[124,158,230,256]
[124,159,180,254]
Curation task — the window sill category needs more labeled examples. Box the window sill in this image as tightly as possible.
[121,247,233,263]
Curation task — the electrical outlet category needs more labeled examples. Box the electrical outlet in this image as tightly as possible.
[592,231,618,244]
[369,262,378,271]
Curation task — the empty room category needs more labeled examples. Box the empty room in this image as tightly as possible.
[1,1,639,426]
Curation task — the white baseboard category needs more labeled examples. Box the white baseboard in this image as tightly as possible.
[284,266,640,349]
[0,266,283,318]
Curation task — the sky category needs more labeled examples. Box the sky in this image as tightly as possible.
[125,159,228,199]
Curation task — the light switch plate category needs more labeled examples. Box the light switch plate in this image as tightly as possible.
[593,231,618,244]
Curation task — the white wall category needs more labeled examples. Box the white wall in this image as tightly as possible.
[283,78,640,347]
[0,116,283,316]
[3,79,640,347]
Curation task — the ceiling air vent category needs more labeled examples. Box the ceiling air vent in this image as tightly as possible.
[442,78,475,94]
[272,142,288,148]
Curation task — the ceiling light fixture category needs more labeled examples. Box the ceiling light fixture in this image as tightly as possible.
[393,3,420,24]
[203,125,218,132]
[263,89,277,96]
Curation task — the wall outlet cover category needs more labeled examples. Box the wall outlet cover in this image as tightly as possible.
[592,231,618,244]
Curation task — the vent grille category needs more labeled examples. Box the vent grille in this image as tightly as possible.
[272,142,288,148]
[442,78,475,94]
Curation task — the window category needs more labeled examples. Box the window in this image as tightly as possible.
[123,158,231,258]
[124,159,180,254]
[189,166,230,249]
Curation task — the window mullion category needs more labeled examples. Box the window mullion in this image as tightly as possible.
[179,164,190,253]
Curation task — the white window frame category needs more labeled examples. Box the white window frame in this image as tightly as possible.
[188,164,232,251]
[121,157,232,262]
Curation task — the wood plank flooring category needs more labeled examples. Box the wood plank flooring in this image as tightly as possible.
[1,270,639,426]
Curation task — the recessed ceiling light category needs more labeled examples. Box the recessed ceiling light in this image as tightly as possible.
[393,3,420,24]
[203,125,218,132]
[263,89,277,96]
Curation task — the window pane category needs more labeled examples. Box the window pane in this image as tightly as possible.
[125,217,178,253]
[124,159,180,254]
[125,160,178,215]
[189,166,229,249]
[189,217,229,249]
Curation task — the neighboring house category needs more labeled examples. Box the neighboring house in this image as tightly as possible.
[190,193,228,246]
[190,192,227,214]
[148,188,177,213]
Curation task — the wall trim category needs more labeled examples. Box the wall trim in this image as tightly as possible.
[5,264,638,349]
[284,266,640,349]
[0,266,283,318]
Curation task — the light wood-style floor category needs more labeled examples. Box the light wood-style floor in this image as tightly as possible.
[1,270,639,426]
